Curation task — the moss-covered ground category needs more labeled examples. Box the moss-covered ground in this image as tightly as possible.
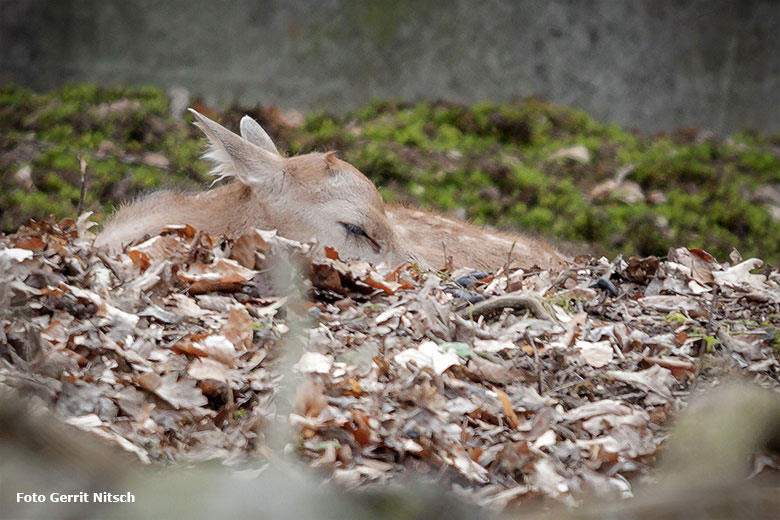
[2,83,779,263]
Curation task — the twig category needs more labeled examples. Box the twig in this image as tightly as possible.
[94,251,126,284]
[641,355,695,371]
[548,376,588,394]
[459,293,557,322]
[530,336,544,395]
[76,155,88,216]
[504,239,516,291]
[441,241,453,272]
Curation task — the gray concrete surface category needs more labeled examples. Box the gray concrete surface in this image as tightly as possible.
[1,0,778,133]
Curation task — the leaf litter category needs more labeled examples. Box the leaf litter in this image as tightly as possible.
[0,216,778,510]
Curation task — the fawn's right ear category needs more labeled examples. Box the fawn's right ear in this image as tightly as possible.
[239,116,279,155]
[189,108,285,193]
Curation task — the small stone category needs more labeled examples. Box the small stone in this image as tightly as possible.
[14,164,33,190]
[168,86,190,119]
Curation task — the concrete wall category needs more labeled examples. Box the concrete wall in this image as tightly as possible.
[1,0,778,133]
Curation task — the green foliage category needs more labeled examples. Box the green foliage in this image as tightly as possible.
[1,84,196,227]
[2,83,779,263]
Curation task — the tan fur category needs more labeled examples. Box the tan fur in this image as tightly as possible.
[95,182,267,247]
[95,109,569,272]
[387,206,569,272]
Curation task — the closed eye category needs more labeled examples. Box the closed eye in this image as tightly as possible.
[340,222,381,254]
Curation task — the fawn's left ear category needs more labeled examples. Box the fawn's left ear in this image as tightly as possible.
[324,151,339,169]
[239,116,280,156]
[189,108,285,193]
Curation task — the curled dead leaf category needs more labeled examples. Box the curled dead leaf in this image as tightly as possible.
[493,386,520,429]
[178,258,257,293]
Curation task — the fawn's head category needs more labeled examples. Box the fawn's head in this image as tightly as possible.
[190,109,415,266]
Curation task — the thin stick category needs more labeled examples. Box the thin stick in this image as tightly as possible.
[77,155,88,216]
[504,239,516,291]
[530,336,543,395]
[95,251,126,284]
[441,241,453,273]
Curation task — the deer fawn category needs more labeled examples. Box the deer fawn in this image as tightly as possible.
[95,110,568,272]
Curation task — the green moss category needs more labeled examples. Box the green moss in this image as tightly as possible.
[59,83,104,105]
[0,84,33,106]
[132,85,169,115]
[302,111,346,148]
[131,165,164,189]
[37,148,80,171]
[344,142,410,185]
[38,123,76,142]
[8,190,75,220]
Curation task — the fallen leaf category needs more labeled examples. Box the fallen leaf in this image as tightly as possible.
[188,358,230,383]
[549,145,590,164]
[607,365,676,401]
[493,386,520,429]
[178,258,257,293]
[394,341,461,375]
[196,334,237,366]
[668,247,716,284]
[12,236,45,251]
[589,179,645,204]
[577,340,614,368]
[294,352,334,374]
[713,258,767,290]
[221,305,254,350]
[294,379,328,417]
[136,372,208,409]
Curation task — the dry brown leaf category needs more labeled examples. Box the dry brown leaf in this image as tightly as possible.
[12,236,45,251]
[493,386,520,429]
[178,258,257,293]
[466,356,521,385]
[713,258,767,291]
[607,365,676,401]
[127,234,187,269]
[350,409,373,446]
[363,275,399,295]
[294,379,328,418]
[576,340,614,368]
[196,335,237,366]
[642,355,695,378]
[623,255,661,283]
[221,305,254,350]
[668,247,717,284]
[324,246,340,260]
[188,358,230,383]
[171,334,209,357]
[230,229,270,268]
[135,372,208,409]
[311,264,344,293]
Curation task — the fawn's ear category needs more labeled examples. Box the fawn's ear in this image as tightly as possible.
[239,115,280,155]
[189,108,284,191]
[323,151,339,169]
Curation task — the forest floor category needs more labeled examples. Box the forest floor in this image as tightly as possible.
[0,84,779,516]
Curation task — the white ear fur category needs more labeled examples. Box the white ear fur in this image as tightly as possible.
[189,108,284,190]
[240,115,279,155]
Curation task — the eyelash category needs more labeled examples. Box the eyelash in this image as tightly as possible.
[340,222,381,254]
